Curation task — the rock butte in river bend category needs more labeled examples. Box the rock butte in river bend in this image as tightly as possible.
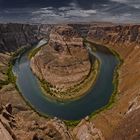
[31,25,91,93]
[0,23,140,140]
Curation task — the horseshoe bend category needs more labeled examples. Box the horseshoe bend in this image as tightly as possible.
[0,23,140,140]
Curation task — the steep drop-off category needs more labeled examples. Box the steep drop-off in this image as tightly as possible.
[0,23,140,140]
[87,24,140,140]
[0,23,104,140]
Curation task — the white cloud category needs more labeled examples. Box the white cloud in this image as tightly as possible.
[111,0,128,3]
[66,9,96,17]
[133,5,140,9]
[110,0,140,9]
[0,0,140,24]
[30,2,97,23]
[84,10,97,14]
[32,9,53,14]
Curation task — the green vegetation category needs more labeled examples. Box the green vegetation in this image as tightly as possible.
[0,46,50,119]
[89,62,122,118]
[85,40,123,119]
[0,46,30,90]
[0,39,122,127]
[29,40,100,101]
[28,47,41,59]
[8,47,29,83]
[28,41,48,59]
[6,63,16,84]
[38,58,100,102]
[64,120,80,127]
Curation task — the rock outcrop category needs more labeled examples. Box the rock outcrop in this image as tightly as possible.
[31,25,91,98]
[87,25,140,46]
[110,108,140,140]
[0,103,72,140]
[31,25,91,89]
[73,117,105,140]
[0,104,16,140]
[1,23,140,140]
[0,23,52,53]
[0,23,100,140]
[87,24,140,139]
[44,117,72,140]
[0,23,38,52]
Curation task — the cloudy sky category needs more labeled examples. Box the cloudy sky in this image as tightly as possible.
[0,0,140,23]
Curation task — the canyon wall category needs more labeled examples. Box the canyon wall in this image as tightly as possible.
[87,25,140,140]
[88,25,140,47]
[0,24,38,52]
[0,23,52,53]
[30,25,91,97]
[0,23,140,140]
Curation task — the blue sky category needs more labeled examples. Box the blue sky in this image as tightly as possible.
[0,0,140,23]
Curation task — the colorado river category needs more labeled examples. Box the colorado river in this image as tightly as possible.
[13,40,119,120]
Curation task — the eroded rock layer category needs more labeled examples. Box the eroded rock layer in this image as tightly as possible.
[31,25,91,91]
[0,23,140,140]
[87,24,140,140]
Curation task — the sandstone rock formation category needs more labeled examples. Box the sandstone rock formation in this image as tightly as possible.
[31,25,92,100]
[0,23,53,53]
[44,117,72,140]
[87,24,140,139]
[31,25,91,89]
[1,103,105,140]
[0,104,16,140]
[73,116,105,140]
[0,23,140,140]
[0,24,38,53]
[0,23,97,140]
[87,25,140,46]
[0,103,73,140]
[110,108,140,140]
